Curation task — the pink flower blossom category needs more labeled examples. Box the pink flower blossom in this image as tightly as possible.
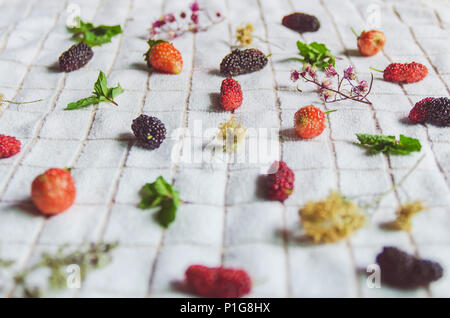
[290,70,300,82]
[190,1,199,12]
[325,64,337,77]
[343,66,355,80]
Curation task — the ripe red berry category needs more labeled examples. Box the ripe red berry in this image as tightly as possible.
[294,105,326,139]
[409,97,434,123]
[267,161,295,202]
[220,78,243,111]
[144,40,183,74]
[31,168,76,215]
[185,265,251,298]
[356,29,385,56]
[0,135,21,159]
[382,62,428,84]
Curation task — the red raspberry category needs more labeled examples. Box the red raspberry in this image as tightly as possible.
[214,268,252,298]
[31,168,76,215]
[0,134,21,159]
[267,161,295,202]
[220,78,243,111]
[382,62,428,84]
[185,265,252,298]
[294,105,327,139]
[185,265,218,297]
[409,97,434,123]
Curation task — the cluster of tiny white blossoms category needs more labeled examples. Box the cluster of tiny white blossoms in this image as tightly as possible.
[290,63,373,105]
[149,1,224,40]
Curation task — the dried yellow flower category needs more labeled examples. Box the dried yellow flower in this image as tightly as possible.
[383,201,426,232]
[299,191,366,243]
[236,23,254,46]
[217,116,246,152]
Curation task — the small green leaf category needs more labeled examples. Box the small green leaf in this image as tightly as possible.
[139,176,181,228]
[294,40,336,69]
[66,71,123,110]
[66,96,100,110]
[356,133,421,155]
[93,71,108,97]
[68,20,122,47]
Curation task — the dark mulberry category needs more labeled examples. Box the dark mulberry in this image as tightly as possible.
[131,114,166,150]
[282,12,320,33]
[425,97,450,126]
[376,246,443,289]
[220,49,268,77]
[59,42,94,73]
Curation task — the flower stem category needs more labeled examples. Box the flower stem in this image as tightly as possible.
[324,109,337,114]
[350,27,359,39]
[369,66,383,73]
[2,99,43,105]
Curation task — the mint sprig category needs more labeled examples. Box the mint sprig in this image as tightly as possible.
[139,176,181,228]
[66,71,123,110]
[68,20,122,47]
[294,40,335,70]
[356,134,421,155]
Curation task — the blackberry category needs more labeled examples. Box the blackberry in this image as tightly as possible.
[282,12,320,33]
[376,246,443,289]
[59,42,94,72]
[425,97,450,126]
[220,49,268,77]
[131,114,166,150]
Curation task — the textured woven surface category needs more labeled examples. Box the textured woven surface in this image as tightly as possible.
[0,0,449,297]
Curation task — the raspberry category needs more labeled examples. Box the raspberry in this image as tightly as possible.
[282,12,320,33]
[59,42,94,72]
[376,246,443,289]
[425,97,450,126]
[185,265,251,298]
[220,78,243,111]
[382,62,428,84]
[409,97,434,123]
[185,265,217,297]
[131,114,166,150]
[267,161,295,202]
[220,49,268,77]
[31,168,76,215]
[0,134,21,159]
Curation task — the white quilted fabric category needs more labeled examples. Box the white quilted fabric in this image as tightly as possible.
[0,0,449,298]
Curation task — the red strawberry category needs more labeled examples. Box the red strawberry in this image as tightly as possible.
[185,265,251,298]
[409,97,434,123]
[267,161,295,202]
[294,105,329,139]
[353,29,385,56]
[220,78,243,111]
[144,40,183,74]
[372,62,428,84]
[31,168,76,215]
[0,135,21,159]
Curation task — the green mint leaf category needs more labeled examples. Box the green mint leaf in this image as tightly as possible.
[68,20,122,47]
[93,71,108,97]
[66,96,100,110]
[67,71,123,110]
[107,83,124,100]
[356,133,421,155]
[139,177,181,228]
[295,40,336,69]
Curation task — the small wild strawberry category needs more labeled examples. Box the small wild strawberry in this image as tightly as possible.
[31,168,76,215]
[144,40,183,74]
[0,134,21,159]
[267,161,295,202]
[371,62,428,84]
[294,105,334,139]
[352,28,385,56]
[220,78,243,111]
